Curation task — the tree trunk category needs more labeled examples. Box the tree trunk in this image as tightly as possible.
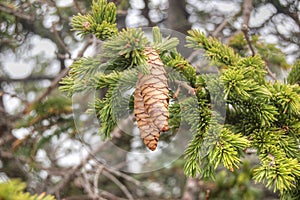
[164,0,191,33]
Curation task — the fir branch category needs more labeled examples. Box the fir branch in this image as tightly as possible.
[168,102,181,131]
[253,155,300,193]
[102,28,150,73]
[151,27,179,52]
[287,60,300,85]
[221,67,271,101]
[186,30,240,67]
[71,0,118,40]
[208,127,249,171]
[163,51,197,87]
[237,55,267,83]
[281,178,300,200]
[270,82,300,116]
[184,131,203,177]
[89,69,138,138]
[59,57,103,96]
[182,97,212,177]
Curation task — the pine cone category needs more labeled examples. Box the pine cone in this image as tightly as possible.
[134,47,169,151]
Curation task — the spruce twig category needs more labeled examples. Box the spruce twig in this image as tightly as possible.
[241,24,255,57]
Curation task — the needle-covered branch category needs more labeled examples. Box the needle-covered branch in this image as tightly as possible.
[60,0,300,198]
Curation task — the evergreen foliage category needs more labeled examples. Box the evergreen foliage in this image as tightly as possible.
[287,60,300,85]
[0,179,55,200]
[71,0,118,40]
[60,0,300,198]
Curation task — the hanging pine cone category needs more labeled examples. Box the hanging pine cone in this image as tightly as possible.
[134,47,169,151]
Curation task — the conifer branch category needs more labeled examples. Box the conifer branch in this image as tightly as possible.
[186,30,240,67]
[287,60,300,85]
[59,1,300,196]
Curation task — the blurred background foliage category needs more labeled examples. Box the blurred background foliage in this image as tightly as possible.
[0,0,299,199]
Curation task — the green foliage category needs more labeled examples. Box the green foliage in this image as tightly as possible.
[89,69,138,138]
[228,33,249,57]
[287,60,300,85]
[71,0,118,40]
[254,41,290,70]
[229,33,290,70]
[152,26,180,52]
[236,56,267,84]
[207,127,250,171]
[102,28,150,73]
[61,3,300,198]
[0,179,55,200]
[186,29,240,67]
[184,117,249,179]
[14,96,74,158]
[270,82,300,116]
[163,51,197,87]
[182,97,211,178]
[186,30,300,198]
[60,57,103,96]
[205,162,263,200]
[253,154,300,193]
[168,102,181,131]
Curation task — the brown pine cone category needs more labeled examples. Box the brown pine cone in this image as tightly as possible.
[134,47,169,151]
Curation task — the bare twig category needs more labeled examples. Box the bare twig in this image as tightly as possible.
[175,80,195,96]
[269,0,300,27]
[241,0,255,56]
[117,10,128,15]
[82,168,99,199]
[212,17,231,37]
[187,49,202,63]
[99,190,127,200]
[76,38,94,58]
[23,67,70,114]
[0,76,55,83]
[242,0,253,26]
[205,189,211,200]
[242,24,255,56]
[94,166,104,196]
[0,2,33,21]
[104,166,141,187]
[52,22,71,58]
[47,115,138,195]
[264,63,277,81]
[73,0,84,14]
[102,170,134,200]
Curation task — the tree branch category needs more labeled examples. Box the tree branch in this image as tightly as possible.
[212,16,231,37]
[242,0,255,56]
[242,24,255,56]
[23,67,70,114]
[0,2,34,21]
[264,63,277,81]
[0,76,55,83]
[102,170,134,200]
[52,22,71,58]
[242,0,253,27]
[73,0,84,14]
[46,115,139,195]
